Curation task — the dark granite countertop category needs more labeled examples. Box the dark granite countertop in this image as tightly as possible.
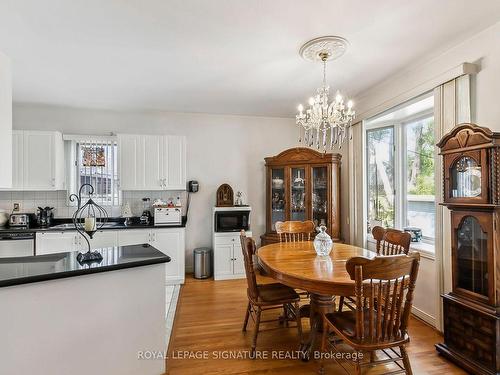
[0,216,187,233]
[0,244,170,288]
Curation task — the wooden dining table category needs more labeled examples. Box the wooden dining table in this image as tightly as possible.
[257,241,376,358]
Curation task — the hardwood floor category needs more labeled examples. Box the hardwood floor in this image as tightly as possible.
[167,275,466,375]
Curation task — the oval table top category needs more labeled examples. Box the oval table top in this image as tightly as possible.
[258,241,376,296]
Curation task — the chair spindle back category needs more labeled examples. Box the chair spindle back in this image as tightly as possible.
[372,226,411,256]
[275,220,315,243]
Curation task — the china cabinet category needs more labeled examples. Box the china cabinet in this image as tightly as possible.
[435,123,500,375]
[261,147,341,245]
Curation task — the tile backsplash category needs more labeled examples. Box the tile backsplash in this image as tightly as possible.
[0,190,187,218]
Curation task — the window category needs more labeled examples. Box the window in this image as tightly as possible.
[66,136,120,206]
[365,93,435,243]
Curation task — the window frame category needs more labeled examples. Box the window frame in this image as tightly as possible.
[365,108,435,245]
[65,136,121,207]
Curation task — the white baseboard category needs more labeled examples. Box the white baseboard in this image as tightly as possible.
[411,306,436,328]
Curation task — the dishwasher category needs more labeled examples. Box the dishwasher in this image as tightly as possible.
[0,232,35,257]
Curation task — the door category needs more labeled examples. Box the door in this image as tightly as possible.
[117,229,151,246]
[12,131,23,189]
[36,231,77,255]
[232,242,245,276]
[270,168,286,231]
[152,229,185,284]
[215,243,233,278]
[165,135,186,190]
[144,135,164,190]
[118,134,144,190]
[23,131,55,190]
[290,166,307,221]
[312,166,329,228]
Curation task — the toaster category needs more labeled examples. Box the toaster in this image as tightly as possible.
[154,207,182,226]
[9,213,31,227]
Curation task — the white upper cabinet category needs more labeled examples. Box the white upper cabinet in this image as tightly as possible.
[0,52,12,189]
[165,135,186,190]
[10,130,64,191]
[11,131,23,189]
[118,134,186,191]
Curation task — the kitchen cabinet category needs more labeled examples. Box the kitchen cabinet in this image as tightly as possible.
[36,230,119,255]
[36,232,78,255]
[213,231,251,280]
[118,134,186,191]
[0,52,12,189]
[9,130,65,191]
[117,227,185,284]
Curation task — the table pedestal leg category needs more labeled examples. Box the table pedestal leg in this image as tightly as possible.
[299,293,335,361]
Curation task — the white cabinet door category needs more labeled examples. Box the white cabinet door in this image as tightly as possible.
[22,131,63,190]
[214,243,234,280]
[36,232,77,255]
[23,131,55,190]
[232,242,245,276]
[118,134,145,190]
[88,230,118,250]
[11,131,23,189]
[143,135,163,190]
[152,228,185,284]
[165,135,186,190]
[117,229,151,246]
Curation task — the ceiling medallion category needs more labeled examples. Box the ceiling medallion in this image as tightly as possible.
[296,36,355,151]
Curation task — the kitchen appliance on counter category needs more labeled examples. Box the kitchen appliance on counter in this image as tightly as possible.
[0,232,35,257]
[213,206,251,232]
[37,207,54,228]
[9,213,32,228]
[140,198,152,225]
[154,207,182,226]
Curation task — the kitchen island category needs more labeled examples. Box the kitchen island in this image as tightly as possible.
[0,244,170,375]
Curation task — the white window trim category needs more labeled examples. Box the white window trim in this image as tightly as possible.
[65,136,121,207]
[365,107,436,245]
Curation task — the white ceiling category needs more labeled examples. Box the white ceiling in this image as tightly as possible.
[1,0,499,117]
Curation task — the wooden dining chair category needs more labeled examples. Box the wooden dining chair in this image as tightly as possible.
[320,253,420,375]
[275,220,316,242]
[373,226,411,256]
[339,227,412,312]
[240,231,303,355]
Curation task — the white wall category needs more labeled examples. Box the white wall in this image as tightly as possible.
[0,51,12,188]
[348,21,500,328]
[12,103,300,270]
[355,21,500,130]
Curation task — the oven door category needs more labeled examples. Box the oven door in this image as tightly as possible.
[215,211,250,232]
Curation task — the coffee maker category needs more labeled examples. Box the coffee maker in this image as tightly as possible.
[140,198,152,225]
[37,207,54,227]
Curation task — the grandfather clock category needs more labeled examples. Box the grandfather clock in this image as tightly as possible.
[436,123,500,375]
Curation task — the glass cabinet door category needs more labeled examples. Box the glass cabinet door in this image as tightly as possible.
[271,168,285,230]
[312,166,328,228]
[451,156,482,198]
[456,216,488,297]
[290,167,306,221]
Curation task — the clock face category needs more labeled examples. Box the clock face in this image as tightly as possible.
[462,167,482,197]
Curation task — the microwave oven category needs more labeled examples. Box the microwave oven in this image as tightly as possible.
[213,207,251,232]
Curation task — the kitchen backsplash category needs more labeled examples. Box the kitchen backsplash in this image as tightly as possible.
[0,190,187,218]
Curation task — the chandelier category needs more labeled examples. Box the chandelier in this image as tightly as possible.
[296,36,355,151]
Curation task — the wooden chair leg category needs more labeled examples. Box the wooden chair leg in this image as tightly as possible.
[295,302,303,345]
[338,296,344,312]
[242,301,251,332]
[283,304,289,327]
[354,356,362,375]
[319,316,329,374]
[400,346,413,375]
[251,306,262,356]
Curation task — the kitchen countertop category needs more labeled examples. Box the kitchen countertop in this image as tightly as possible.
[0,244,170,287]
[0,216,187,233]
